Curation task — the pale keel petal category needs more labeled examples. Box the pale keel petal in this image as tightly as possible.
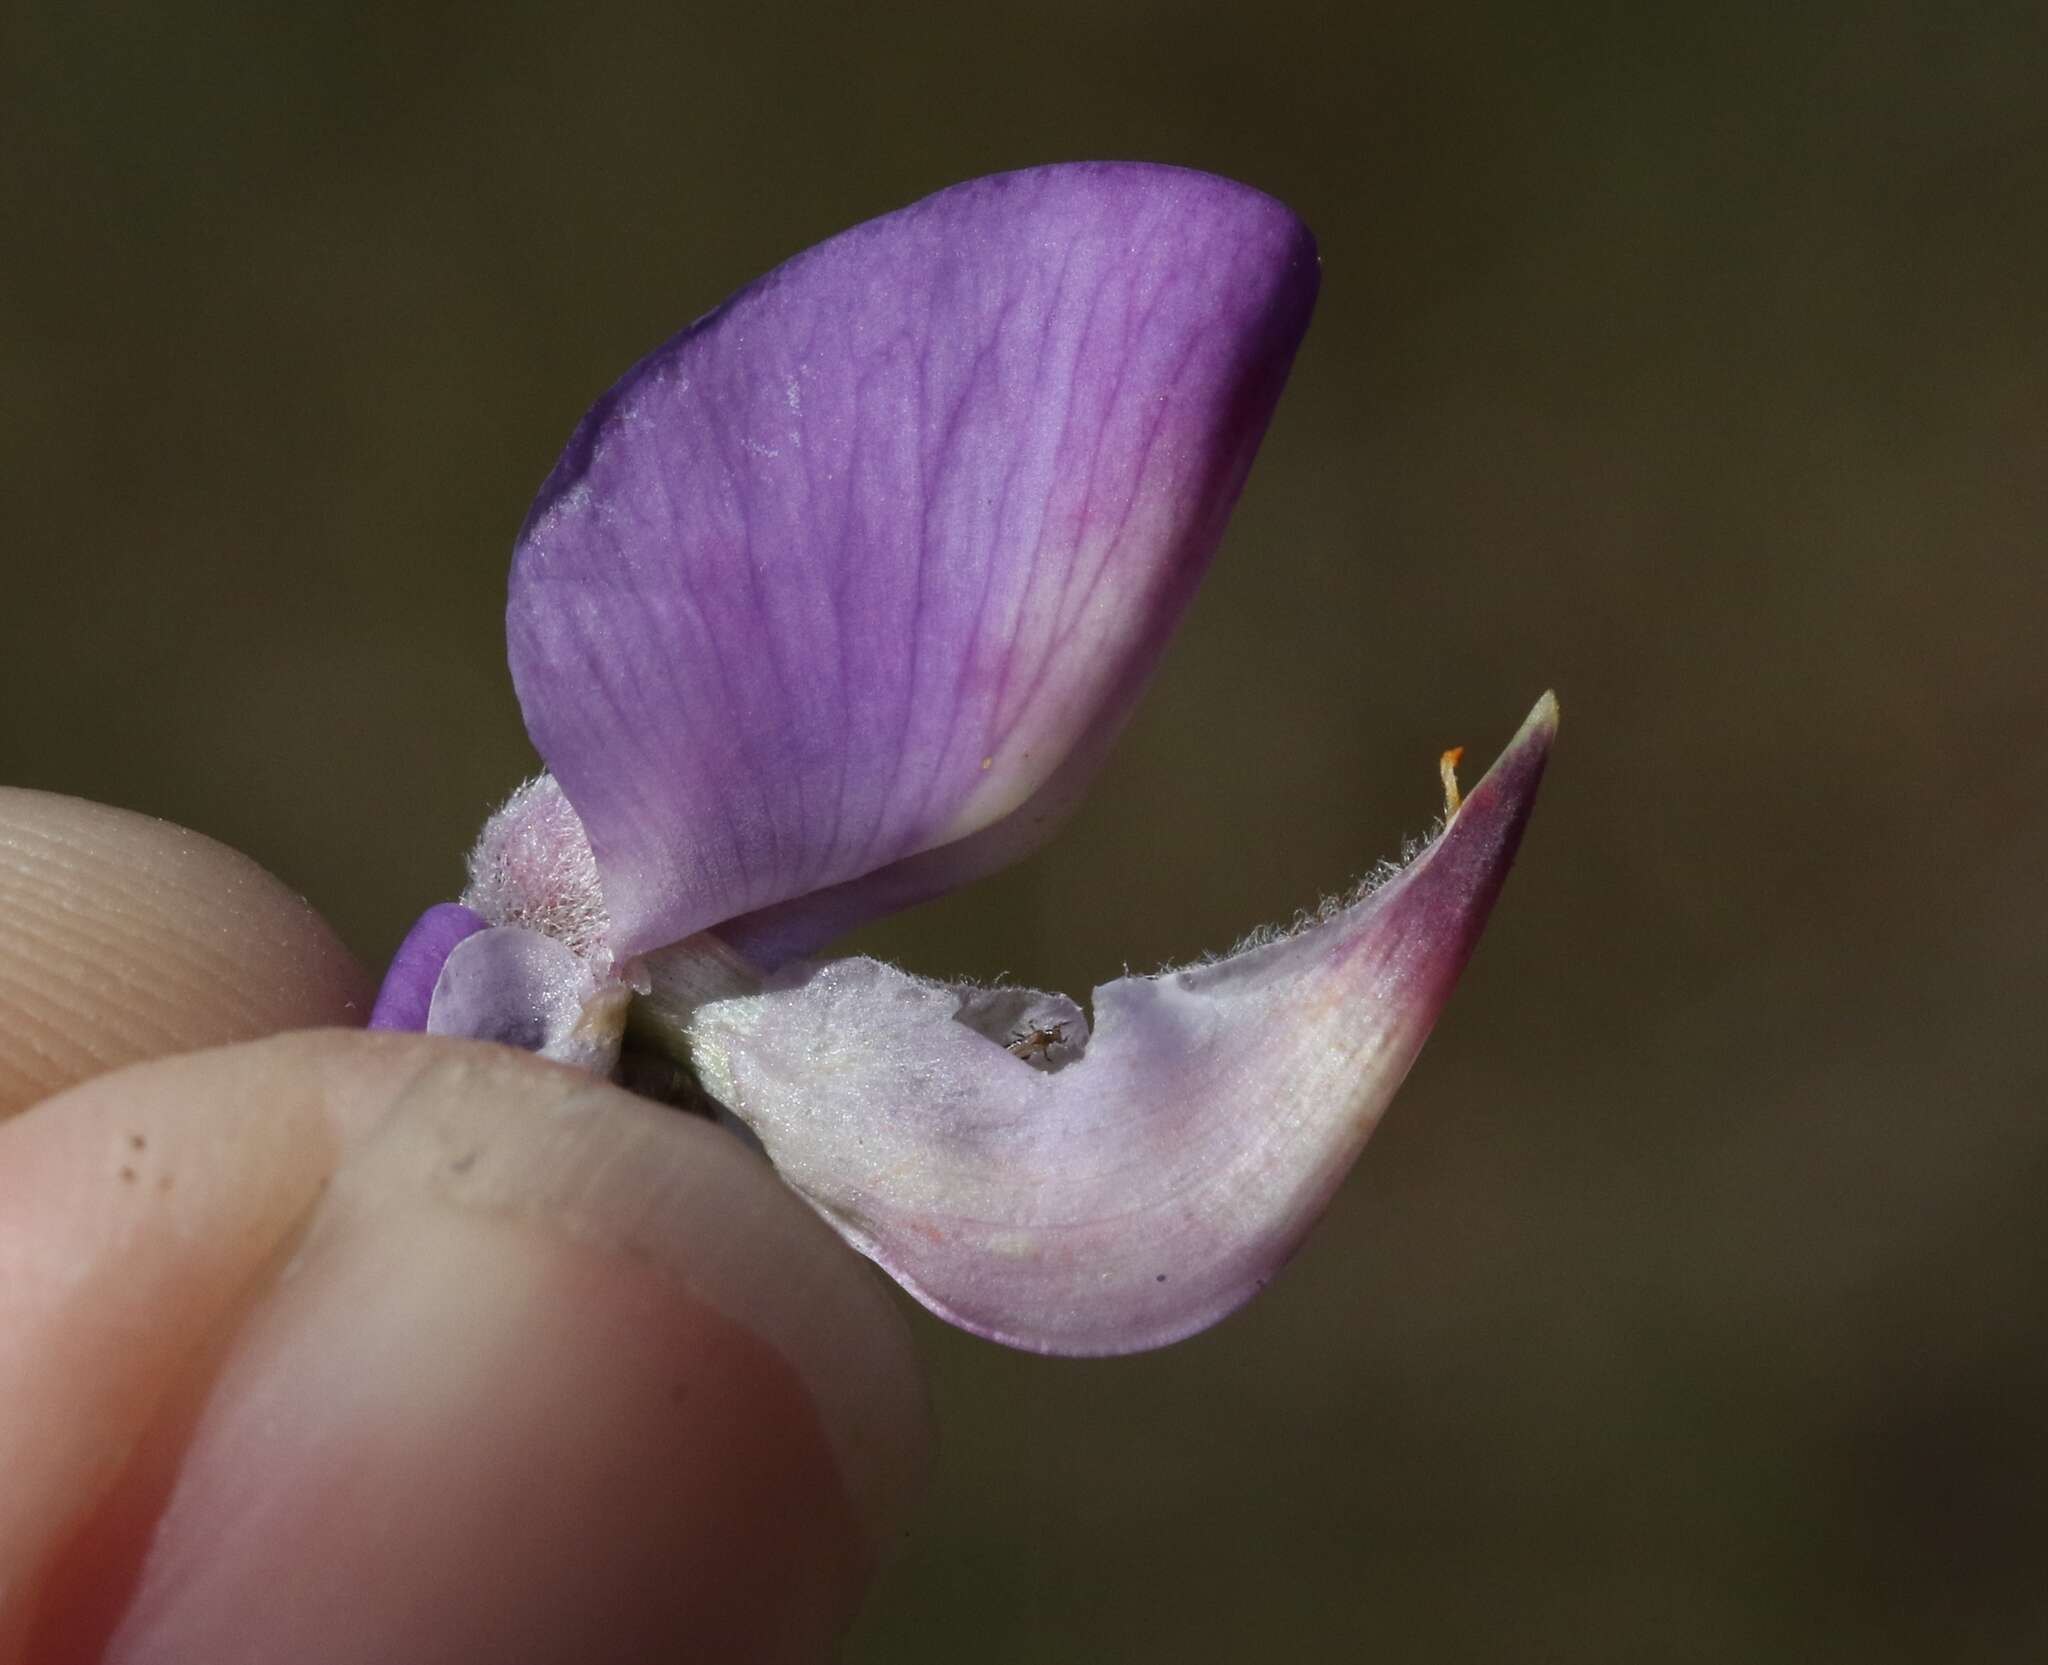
[686,695,1557,1354]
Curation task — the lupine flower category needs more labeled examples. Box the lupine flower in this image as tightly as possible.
[370,163,1555,1356]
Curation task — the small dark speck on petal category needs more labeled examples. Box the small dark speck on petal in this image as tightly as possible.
[157,1173,174,1194]
[119,1166,137,1184]
[449,1149,480,1175]
[1155,1273,1167,1283]
[128,1132,147,1151]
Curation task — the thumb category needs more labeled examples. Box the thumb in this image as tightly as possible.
[1,1030,930,1664]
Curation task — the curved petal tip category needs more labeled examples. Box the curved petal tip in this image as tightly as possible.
[683,694,1557,1354]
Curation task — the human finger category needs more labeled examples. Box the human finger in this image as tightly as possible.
[1,1029,929,1663]
[0,789,371,1117]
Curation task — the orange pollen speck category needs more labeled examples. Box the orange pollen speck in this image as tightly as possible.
[1439,746,1466,817]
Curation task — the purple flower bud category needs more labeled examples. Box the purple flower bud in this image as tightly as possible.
[366,902,487,1032]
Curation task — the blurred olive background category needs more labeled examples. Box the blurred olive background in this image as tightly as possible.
[5,0,2044,1657]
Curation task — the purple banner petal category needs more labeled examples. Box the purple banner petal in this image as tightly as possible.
[509,163,1318,959]
[683,695,1557,1355]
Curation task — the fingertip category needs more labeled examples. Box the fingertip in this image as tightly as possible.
[0,790,373,1116]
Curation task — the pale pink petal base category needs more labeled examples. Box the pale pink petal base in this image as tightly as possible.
[682,695,1556,1355]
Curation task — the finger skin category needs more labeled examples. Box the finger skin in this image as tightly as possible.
[0,797,929,1660]
[0,789,373,1117]
[1,1032,931,1663]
